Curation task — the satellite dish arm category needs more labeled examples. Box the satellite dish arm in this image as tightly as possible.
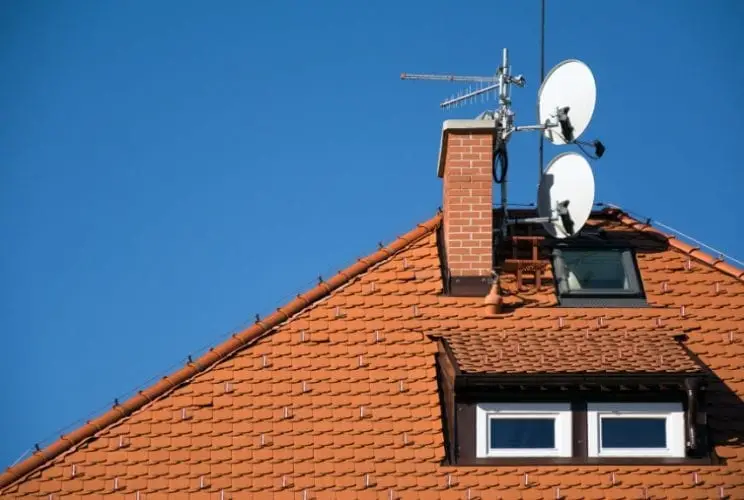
[556,200,575,235]
[557,107,574,143]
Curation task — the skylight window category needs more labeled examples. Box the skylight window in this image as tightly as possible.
[562,250,630,290]
[552,248,646,306]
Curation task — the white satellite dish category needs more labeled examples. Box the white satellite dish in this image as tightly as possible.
[538,60,596,145]
[537,152,595,238]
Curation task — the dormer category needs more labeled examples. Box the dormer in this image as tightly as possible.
[433,329,711,466]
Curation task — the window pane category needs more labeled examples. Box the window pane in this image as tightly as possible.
[601,417,667,448]
[489,418,555,449]
[561,250,630,291]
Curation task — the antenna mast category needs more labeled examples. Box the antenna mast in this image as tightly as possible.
[401,48,528,241]
[496,48,514,240]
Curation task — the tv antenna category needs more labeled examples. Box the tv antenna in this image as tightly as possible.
[401,48,605,240]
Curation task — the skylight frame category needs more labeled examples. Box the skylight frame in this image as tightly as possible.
[552,247,648,307]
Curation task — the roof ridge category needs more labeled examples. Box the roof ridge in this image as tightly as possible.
[606,207,744,282]
[0,213,443,490]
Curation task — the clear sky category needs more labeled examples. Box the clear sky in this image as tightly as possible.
[1,1,742,467]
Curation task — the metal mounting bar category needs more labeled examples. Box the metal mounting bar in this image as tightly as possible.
[514,122,559,132]
[507,217,554,225]
[400,73,499,83]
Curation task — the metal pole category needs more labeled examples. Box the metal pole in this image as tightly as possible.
[499,48,509,238]
[538,0,546,178]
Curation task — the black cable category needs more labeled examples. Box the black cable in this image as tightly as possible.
[492,133,508,184]
[575,139,605,160]
[575,141,600,160]
[550,128,604,161]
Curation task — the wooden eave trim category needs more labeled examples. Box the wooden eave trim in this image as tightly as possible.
[455,372,706,390]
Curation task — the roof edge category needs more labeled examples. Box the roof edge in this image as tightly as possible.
[0,213,443,491]
[605,206,744,282]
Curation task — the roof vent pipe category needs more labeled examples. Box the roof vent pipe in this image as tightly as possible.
[484,273,503,315]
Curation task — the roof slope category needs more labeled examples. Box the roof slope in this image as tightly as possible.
[4,207,744,499]
[0,214,442,491]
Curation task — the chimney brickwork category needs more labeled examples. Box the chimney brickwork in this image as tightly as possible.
[441,129,494,279]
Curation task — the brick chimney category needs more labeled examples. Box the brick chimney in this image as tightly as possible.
[437,120,494,296]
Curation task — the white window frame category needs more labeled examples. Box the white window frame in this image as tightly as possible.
[587,402,685,458]
[476,402,572,458]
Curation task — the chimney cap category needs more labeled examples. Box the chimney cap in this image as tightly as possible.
[437,119,496,178]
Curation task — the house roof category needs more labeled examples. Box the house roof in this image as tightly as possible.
[3,206,744,498]
[439,330,704,375]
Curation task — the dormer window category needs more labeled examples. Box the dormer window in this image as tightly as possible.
[476,403,572,458]
[552,248,647,306]
[432,331,711,466]
[587,402,685,458]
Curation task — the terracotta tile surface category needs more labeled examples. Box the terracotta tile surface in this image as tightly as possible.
[442,330,704,374]
[2,208,744,499]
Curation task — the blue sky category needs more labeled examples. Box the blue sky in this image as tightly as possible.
[1,1,742,467]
